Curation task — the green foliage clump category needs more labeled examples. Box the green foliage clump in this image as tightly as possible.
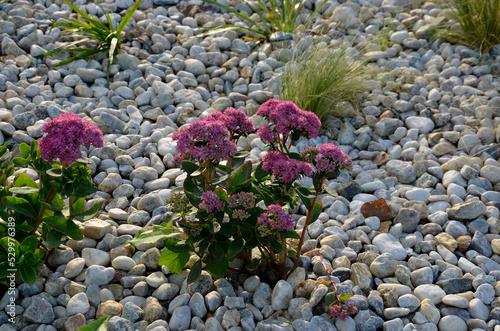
[435,0,500,53]
[0,142,101,286]
[280,42,368,126]
[201,0,328,42]
[38,0,142,82]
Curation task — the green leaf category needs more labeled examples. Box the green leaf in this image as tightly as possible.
[158,249,190,274]
[228,238,245,259]
[253,163,269,181]
[228,161,252,192]
[72,202,102,221]
[46,167,63,177]
[294,183,314,209]
[1,196,37,219]
[245,258,260,271]
[324,186,338,197]
[9,187,39,195]
[19,143,30,158]
[47,229,65,248]
[20,236,38,253]
[43,216,83,240]
[19,265,38,284]
[269,237,283,253]
[279,230,300,239]
[209,242,225,260]
[205,256,228,277]
[116,0,142,34]
[339,293,354,302]
[325,292,338,306]
[182,161,201,175]
[128,224,179,247]
[187,259,202,285]
[12,157,26,167]
[164,238,192,253]
[309,201,322,224]
[216,164,233,173]
[184,177,202,196]
[76,316,109,331]
[39,201,64,211]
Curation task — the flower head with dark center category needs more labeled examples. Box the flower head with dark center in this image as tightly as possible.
[39,112,103,165]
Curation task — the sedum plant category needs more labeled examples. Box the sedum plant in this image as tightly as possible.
[130,100,352,281]
[0,113,103,285]
[434,0,500,53]
[39,0,142,82]
[200,0,328,42]
[281,42,367,126]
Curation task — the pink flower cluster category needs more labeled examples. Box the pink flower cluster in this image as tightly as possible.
[39,112,103,165]
[257,205,294,237]
[301,143,352,174]
[199,191,225,213]
[256,99,321,141]
[329,302,358,321]
[262,151,313,184]
[173,118,237,163]
[206,108,255,137]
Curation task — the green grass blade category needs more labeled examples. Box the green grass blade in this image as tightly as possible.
[245,0,273,35]
[200,24,267,40]
[109,37,118,63]
[117,0,142,34]
[300,0,328,33]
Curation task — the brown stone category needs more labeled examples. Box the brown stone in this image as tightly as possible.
[64,313,86,331]
[110,244,135,260]
[434,233,457,252]
[380,110,394,119]
[456,235,471,252]
[96,301,123,319]
[102,284,125,301]
[360,198,392,221]
[379,221,392,233]
[143,297,163,323]
[303,248,321,258]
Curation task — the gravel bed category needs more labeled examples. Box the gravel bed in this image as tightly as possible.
[0,0,500,330]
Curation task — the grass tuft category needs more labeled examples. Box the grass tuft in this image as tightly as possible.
[280,42,368,126]
[435,0,500,53]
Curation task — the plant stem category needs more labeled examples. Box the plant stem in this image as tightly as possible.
[31,187,57,237]
[287,177,325,277]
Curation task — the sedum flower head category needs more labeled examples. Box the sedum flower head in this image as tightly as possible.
[256,99,321,140]
[39,112,103,165]
[262,151,313,184]
[206,108,255,137]
[301,144,352,174]
[257,204,294,237]
[173,119,237,163]
[199,191,225,213]
[257,125,278,144]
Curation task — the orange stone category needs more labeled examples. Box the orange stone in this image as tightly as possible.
[361,198,392,221]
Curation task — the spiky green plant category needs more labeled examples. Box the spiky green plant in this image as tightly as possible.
[201,0,328,42]
[435,0,500,53]
[280,42,368,125]
[39,0,142,82]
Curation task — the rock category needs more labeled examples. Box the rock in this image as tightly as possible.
[169,305,191,331]
[64,314,86,331]
[272,280,293,310]
[438,315,467,331]
[386,160,416,184]
[351,262,373,291]
[23,295,55,324]
[370,253,397,278]
[414,284,446,304]
[360,198,392,221]
[67,293,90,315]
[393,208,420,232]
[405,116,435,134]
[447,201,486,221]
[372,233,407,260]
